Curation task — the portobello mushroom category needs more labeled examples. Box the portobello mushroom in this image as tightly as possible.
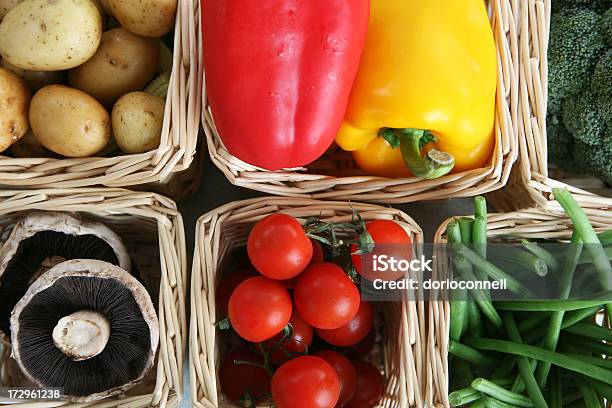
[0,211,130,342]
[10,259,158,402]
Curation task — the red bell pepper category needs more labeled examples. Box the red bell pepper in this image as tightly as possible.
[203,0,370,170]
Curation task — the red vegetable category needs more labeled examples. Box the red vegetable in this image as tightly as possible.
[272,356,340,408]
[344,329,376,359]
[316,301,374,347]
[352,220,413,282]
[219,348,271,407]
[314,351,357,407]
[294,262,360,329]
[247,214,313,280]
[228,276,292,342]
[346,360,384,408]
[264,309,313,364]
[202,0,370,170]
[215,268,257,318]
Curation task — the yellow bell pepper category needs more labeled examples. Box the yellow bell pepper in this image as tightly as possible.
[337,0,497,179]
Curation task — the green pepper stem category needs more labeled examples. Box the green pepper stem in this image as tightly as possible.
[380,128,455,179]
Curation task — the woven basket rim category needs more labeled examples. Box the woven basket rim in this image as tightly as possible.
[426,203,612,408]
[200,0,520,203]
[0,0,201,194]
[0,188,188,408]
[189,196,432,408]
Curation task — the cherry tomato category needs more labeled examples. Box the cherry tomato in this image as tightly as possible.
[247,214,313,280]
[272,356,340,408]
[316,302,374,347]
[314,351,357,407]
[264,309,313,364]
[219,348,271,407]
[311,239,325,263]
[344,329,376,359]
[294,262,360,329]
[216,268,257,318]
[351,220,413,282]
[228,276,292,342]
[345,360,385,408]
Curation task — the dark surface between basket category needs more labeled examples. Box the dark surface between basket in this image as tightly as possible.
[179,155,475,248]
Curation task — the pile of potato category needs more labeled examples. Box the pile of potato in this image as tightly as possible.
[0,0,176,158]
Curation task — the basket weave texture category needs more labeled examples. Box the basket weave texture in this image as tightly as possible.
[0,188,188,408]
[0,0,202,200]
[426,201,612,408]
[202,0,521,203]
[189,197,429,407]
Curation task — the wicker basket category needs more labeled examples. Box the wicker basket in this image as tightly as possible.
[189,197,428,407]
[201,0,521,203]
[0,188,188,408]
[0,0,202,200]
[425,203,612,407]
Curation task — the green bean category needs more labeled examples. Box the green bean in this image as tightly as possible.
[562,333,612,356]
[598,229,612,245]
[518,314,548,333]
[454,358,475,389]
[449,386,481,406]
[510,356,537,394]
[454,256,503,328]
[465,338,612,385]
[453,244,532,297]
[468,300,483,338]
[494,295,611,312]
[482,396,521,408]
[473,196,488,279]
[564,321,612,342]
[562,305,603,328]
[566,354,612,370]
[576,378,601,408]
[550,368,562,408]
[553,188,612,317]
[521,240,559,271]
[491,356,516,380]
[489,247,548,277]
[579,375,612,401]
[448,221,469,341]
[449,340,497,366]
[501,313,548,408]
[577,245,612,264]
[459,218,474,244]
[536,230,582,388]
[472,400,487,408]
[471,378,534,407]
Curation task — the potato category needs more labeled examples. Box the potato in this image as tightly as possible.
[0,0,21,20]
[109,0,177,38]
[0,0,102,71]
[112,91,164,154]
[29,85,110,157]
[1,59,65,92]
[69,28,160,107]
[98,0,112,15]
[0,67,29,152]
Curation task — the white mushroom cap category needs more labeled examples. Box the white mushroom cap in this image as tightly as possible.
[10,259,158,402]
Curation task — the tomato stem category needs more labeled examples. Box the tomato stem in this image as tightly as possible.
[234,358,274,377]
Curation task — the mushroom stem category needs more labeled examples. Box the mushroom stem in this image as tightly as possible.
[52,310,110,361]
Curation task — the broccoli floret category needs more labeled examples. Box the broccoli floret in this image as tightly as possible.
[552,0,610,13]
[591,50,612,126]
[548,8,605,113]
[575,137,612,184]
[604,8,612,45]
[561,88,607,146]
[548,115,578,172]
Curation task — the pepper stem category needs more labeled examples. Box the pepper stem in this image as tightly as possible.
[380,128,455,179]
[52,310,110,361]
